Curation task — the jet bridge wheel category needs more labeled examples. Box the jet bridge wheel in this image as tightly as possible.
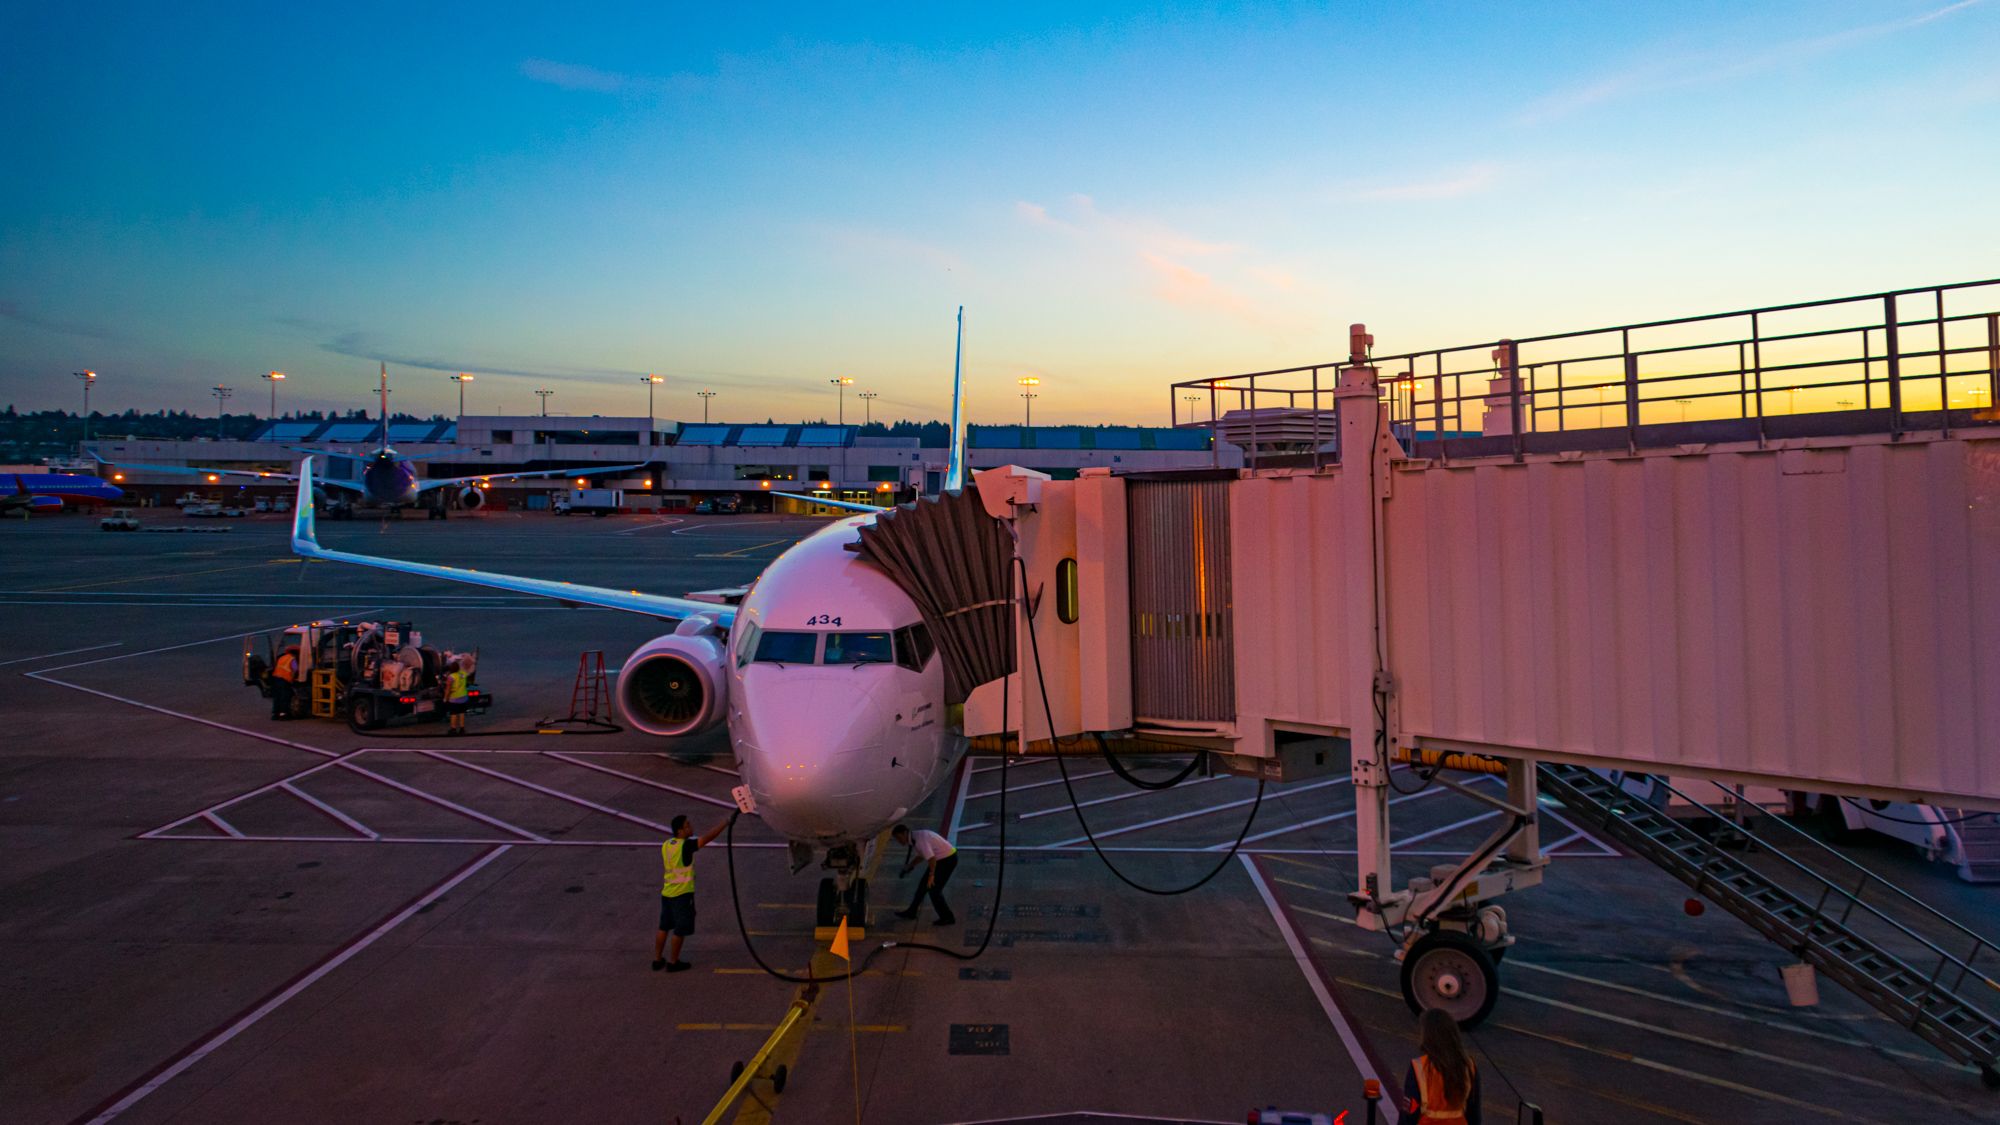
[1401,929,1499,1028]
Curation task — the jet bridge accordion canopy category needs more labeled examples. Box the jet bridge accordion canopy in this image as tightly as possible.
[850,489,1015,704]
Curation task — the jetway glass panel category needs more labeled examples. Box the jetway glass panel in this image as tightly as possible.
[1128,479,1236,722]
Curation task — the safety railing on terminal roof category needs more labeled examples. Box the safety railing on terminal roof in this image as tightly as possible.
[1171,278,2000,470]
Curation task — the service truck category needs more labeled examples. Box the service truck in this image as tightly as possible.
[244,618,491,729]
[553,488,622,516]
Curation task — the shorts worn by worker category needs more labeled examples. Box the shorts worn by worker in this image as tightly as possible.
[659,894,696,937]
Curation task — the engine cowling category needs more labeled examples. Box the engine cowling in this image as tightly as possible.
[458,486,485,510]
[617,626,729,737]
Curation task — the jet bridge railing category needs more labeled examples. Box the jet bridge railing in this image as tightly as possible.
[1172,277,2000,465]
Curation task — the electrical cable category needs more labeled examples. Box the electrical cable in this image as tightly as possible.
[348,715,621,738]
[1096,732,1206,790]
[725,652,1012,983]
[1834,797,1994,827]
[1022,555,1264,895]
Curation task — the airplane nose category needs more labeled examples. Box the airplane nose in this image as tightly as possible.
[736,674,896,840]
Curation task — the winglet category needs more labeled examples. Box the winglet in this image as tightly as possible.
[944,305,966,493]
[291,456,321,556]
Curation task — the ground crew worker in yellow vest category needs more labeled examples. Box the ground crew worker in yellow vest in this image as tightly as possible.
[269,647,298,721]
[443,659,472,736]
[652,813,726,972]
[1403,1007,1481,1123]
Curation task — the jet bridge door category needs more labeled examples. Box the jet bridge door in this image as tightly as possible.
[1127,476,1236,724]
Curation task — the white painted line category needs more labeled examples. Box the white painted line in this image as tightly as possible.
[1388,809,1500,848]
[136,833,789,848]
[335,759,546,842]
[27,674,341,759]
[966,767,1115,801]
[614,516,686,535]
[964,773,1231,831]
[421,750,673,833]
[1538,829,1586,854]
[201,811,245,838]
[83,845,512,1124]
[696,762,742,778]
[945,752,975,840]
[1041,775,1353,849]
[546,752,739,810]
[30,617,379,674]
[0,641,122,667]
[1215,780,1449,849]
[282,782,378,839]
[1538,803,1621,856]
[1240,855,1397,1124]
[970,756,1052,775]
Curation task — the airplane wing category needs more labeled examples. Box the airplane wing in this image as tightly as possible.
[94,455,298,484]
[413,463,652,493]
[772,491,888,515]
[291,457,733,625]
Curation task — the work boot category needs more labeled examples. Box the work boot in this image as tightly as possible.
[667,961,692,973]
[894,909,918,921]
[651,958,666,971]
[934,914,956,926]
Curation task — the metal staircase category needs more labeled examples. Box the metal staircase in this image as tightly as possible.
[1537,763,2000,1086]
[1942,809,2000,884]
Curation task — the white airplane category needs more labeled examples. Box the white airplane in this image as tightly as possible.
[290,313,975,921]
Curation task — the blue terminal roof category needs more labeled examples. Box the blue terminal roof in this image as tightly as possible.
[966,425,1212,451]
[250,420,458,444]
[665,424,857,448]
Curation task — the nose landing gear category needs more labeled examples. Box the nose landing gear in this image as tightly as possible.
[813,842,869,929]
[1399,927,1500,1027]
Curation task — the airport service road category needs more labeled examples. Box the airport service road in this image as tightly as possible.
[3,510,1998,1124]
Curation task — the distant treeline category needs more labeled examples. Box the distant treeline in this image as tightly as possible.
[0,407,445,461]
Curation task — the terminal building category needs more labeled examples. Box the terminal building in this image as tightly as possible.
[87,415,1240,512]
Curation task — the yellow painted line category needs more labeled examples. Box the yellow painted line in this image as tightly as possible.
[1265,853,1338,874]
[36,560,285,592]
[713,968,919,977]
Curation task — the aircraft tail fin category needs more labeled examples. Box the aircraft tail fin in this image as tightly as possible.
[944,306,966,493]
[378,363,391,452]
[292,456,320,556]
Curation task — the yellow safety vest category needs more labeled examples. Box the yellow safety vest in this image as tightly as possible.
[662,837,695,897]
[1411,1055,1473,1122]
[446,670,470,701]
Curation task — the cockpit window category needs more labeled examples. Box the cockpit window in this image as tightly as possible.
[894,623,935,672]
[753,630,818,665]
[733,622,761,668]
[823,632,895,665]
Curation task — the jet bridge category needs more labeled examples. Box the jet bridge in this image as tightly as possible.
[958,279,2000,1036]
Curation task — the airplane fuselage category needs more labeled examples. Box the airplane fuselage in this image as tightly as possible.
[725,515,963,844]
[359,450,422,508]
[1,473,123,512]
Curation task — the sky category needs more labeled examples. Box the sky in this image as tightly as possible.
[2,1,1997,426]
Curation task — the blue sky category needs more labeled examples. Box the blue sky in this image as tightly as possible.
[2,1,1996,424]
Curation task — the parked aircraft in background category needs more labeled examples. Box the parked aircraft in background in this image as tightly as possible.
[1,472,123,516]
[99,365,643,516]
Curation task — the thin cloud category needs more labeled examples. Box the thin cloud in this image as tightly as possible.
[519,58,699,97]
[1334,163,1502,202]
[0,300,128,342]
[1013,195,1292,325]
[318,330,645,382]
[1519,0,1985,123]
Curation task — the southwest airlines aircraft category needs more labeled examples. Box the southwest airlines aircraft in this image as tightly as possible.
[1,472,123,515]
[291,314,975,901]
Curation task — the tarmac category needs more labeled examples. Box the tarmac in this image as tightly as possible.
[2,506,1997,1124]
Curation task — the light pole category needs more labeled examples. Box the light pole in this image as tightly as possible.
[1018,376,1040,427]
[697,390,716,423]
[263,371,285,425]
[830,377,853,425]
[212,385,233,440]
[1181,393,1200,424]
[858,391,878,426]
[1674,398,1691,422]
[641,375,663,420]
[535,389,554,416]
[74,370,96,447]
[450,373,473,421]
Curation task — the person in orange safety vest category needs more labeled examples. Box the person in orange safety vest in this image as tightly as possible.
[1403,1007,1481,1123]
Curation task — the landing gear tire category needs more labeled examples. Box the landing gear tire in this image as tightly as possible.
[730,1060,744,1083]
[771,1064,788,1093]
[816,877,839,927]
[1401,929,1499,1028]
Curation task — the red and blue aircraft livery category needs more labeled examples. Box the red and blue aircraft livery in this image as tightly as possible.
[2,473,124,514]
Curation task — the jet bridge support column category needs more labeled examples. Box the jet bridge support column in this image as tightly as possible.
[1333,327,1404,924]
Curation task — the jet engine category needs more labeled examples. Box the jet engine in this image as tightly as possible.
[457,486,485,511]
[617,621,729,737]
